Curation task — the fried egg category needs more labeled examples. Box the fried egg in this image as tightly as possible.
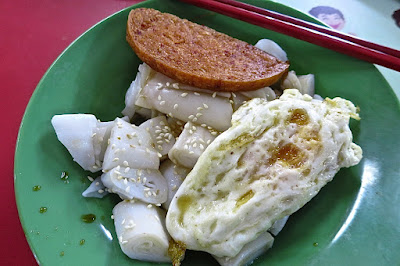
[166,89,362,258]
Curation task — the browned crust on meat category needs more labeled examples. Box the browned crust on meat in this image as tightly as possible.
[126,8,290,92]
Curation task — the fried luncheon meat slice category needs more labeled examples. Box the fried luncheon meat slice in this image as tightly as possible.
[126,8,289,92]
[166,89,362,257]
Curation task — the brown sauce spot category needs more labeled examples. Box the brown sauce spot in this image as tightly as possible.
[289,108,309,126]
[268,143,305,168]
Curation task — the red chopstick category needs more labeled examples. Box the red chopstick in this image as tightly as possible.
[180,0,400,72]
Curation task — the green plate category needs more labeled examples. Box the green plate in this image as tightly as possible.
[14,0,400,265]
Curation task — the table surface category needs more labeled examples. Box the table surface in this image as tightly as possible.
[3,0,399,265]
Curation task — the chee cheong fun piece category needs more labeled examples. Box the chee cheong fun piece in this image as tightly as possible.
[166,89,362,257]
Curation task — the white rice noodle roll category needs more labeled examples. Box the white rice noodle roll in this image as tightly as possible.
[230,92,248,111]
[281,71,302,91]
[255,39,288,62]
[313,94,324,101]
[268,216,289,236]
[168,121,218,168]
[102,118,159,171]
[139,116,176,158]
[135,107,152,119]
[122,63,154,118]
[281,71,315,96]
[51,114,99,172]
[159,160,190,210]
[82,176,108,198]
[298,74,315,96]
[136,72,233,131]
[239,87,276,101]
[167,117,185,138]
[101,167,168,204]
[213,232,274,266]
[140,71,231,98]
[113,200,171,263]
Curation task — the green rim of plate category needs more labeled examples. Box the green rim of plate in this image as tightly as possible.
[14,0,400,265]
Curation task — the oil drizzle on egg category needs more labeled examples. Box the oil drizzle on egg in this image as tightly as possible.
[177,195,193,226]
[288,108,309,125]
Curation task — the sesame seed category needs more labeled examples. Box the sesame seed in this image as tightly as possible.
[197,107,203,111]
[117,136,121,140]
[157,152,162,158]
[188,115,194,120]
[91,133,97,138]
[111,215,114,219]
[156,203,161,207]
[193,143,197,148]
[126,134,132,139]
[203,103,209,109]
[157,95,162,101]
[232,92,237,97]
[196,113,202,117]
[160,101,166,106]
[173,104,178,109]
[130,144,136,148]
[143,177,147,183]
[123,178,128,185]
[200,144,205,150]
[211,131,218,135]
[172,83,179,89]
[189,151,195,154]
[212,92,217,98]
[124,167,130,173]
[111,144,116,149]
[181,93,188,97]
[112,158,119,162]
[107,138,111,145]
[87,176,94,182]
[172,185,177,191]
[147,204,153,209]
[189,130,193,134]
[192,117,198,122]
[145,127,150,132]
[201,123,207,127]
[184,144,189,150]
[166,82,170,86]
[144,188,150,191]
[115,148,120,153]
[98,189,104,193]
[130,178,136,183]
[194,92,200,96]
[114,170,121,175]
[123,161,129,167]
[125,186,131,193]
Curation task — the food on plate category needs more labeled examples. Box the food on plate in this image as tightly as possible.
[168,121,218,168]
[112,200,171,262]
[166,89,362,257]
[51,7,363,266]
[126,8,290,91]
[213,231,274,266]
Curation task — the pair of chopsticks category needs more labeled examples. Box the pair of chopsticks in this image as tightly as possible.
[180,0,400,72]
